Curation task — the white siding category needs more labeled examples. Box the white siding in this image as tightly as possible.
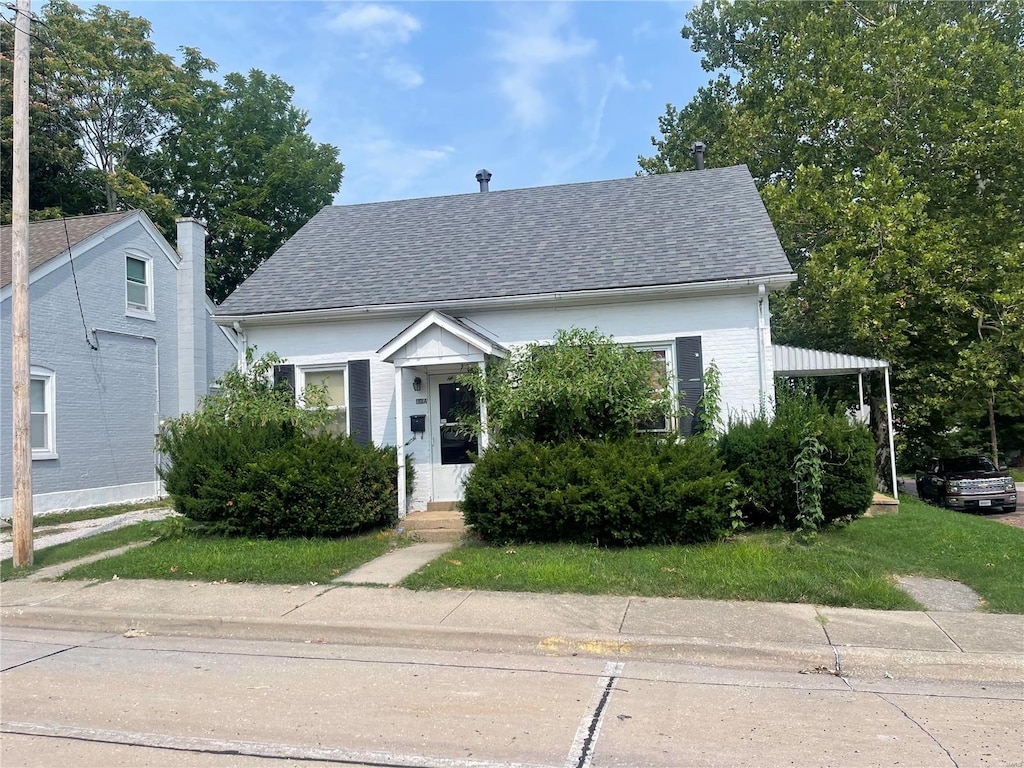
[241,287,770,510]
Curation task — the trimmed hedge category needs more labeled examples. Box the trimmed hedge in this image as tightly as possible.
[462,436,736,545]
[719,395,875,529]
[160,421,397,537]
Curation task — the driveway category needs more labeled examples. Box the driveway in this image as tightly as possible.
[898,476,1024,528]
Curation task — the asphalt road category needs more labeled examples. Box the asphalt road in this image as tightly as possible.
[2,626,1021,768]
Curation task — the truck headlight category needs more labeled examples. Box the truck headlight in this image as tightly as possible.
[947,480,961,492]
[1005,477,1017,491]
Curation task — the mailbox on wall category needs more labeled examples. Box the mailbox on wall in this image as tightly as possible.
[410,414,426,434]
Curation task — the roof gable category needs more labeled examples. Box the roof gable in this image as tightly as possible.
[218,166,793,317]
[1,211,137,289]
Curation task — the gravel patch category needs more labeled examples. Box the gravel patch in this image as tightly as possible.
[0,508,176,561]
[896,576,983,612]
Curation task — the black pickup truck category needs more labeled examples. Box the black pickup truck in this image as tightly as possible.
[915,456,1018,513]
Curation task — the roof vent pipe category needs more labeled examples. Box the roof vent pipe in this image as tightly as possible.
[689,141,706,170]
[475,169,492,192]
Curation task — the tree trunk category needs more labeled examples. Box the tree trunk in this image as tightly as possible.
[988,394,999,467]
[869,383,893,493]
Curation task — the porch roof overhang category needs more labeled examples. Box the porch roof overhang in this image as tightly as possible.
[378,310,507,366]
[773,345,889,377]
[773,344,898,500]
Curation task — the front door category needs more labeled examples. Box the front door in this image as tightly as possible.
[430,375,478,500]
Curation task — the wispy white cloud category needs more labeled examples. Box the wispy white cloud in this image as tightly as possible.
[489,3,596,128]
[380,59,424,89]
[327,4,421,46]
[339,132,457,203]
[322,3,424,89]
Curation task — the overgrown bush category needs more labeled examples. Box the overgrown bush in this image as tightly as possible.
[719,391,875,530]
[459,328,675,444]
[462,436,735,546]
[158,352,397,538]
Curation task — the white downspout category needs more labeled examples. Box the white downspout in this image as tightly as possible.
[884,365,898,499]
[757,284,768,405]
[478,358,489,453]
[232,321,247,369]
[395,366,406,519]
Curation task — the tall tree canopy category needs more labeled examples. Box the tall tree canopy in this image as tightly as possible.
[1,1,344,302]
[641,0,1024,466]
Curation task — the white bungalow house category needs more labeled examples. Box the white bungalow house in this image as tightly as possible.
[215,165,801,515]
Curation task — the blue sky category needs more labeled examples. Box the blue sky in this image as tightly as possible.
[102,1,707,204]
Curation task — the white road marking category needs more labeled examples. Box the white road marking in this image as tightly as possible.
[564,661,624,768]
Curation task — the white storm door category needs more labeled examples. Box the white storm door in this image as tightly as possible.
[429,375,478,501]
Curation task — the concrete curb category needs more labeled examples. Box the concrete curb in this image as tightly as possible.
[3,604,1020,686]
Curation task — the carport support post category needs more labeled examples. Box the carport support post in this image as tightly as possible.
[395,367,406,518]
[884,366,898,499]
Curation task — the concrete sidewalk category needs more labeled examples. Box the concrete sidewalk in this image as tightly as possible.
[2,577,1021,685]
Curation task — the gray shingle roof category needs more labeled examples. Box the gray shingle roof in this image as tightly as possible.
[1,211,136,289]
[217,166,792,316]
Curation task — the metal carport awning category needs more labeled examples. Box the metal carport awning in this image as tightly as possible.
[773,345,897,498]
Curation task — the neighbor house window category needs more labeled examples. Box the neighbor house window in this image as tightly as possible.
[126,253,153,316]
[30,367,57,459]
[635,345,672,433]
[304,367,347,436]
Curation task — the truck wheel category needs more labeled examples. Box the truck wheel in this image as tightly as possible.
[915,480,924,497]
[1004,505,1018,514]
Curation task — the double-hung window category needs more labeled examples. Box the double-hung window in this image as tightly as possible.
[304,367,348,436]
[126,253,153,316]
[30,367,57,459]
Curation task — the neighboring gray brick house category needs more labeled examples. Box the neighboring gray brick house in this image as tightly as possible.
[1,211,238,515]
[215,166,799,515]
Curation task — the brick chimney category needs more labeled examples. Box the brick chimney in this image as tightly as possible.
[176,217,208,414]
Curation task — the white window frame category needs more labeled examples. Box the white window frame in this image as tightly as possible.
[30,366,58,460]
[125,251,154,319]
[633,343,675,433]
[299,364,349,435]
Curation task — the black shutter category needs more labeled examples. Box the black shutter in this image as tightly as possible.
[273,364,295,404]
[348,359,372,446]
[675,336,703,436]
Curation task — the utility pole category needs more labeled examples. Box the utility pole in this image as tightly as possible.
[11,0,34,567]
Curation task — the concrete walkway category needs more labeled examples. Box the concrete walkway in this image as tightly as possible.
[2,576,1021,685]
[333,542,456,585]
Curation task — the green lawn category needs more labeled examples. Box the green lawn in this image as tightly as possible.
[402,496,1024,613]
[59,527,403,584]
[1,520,166,581]
[7,496,1020,613]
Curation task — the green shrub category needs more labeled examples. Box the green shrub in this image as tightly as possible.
[719,392,875,530]
[158,351,397,538]
[160,425,397,537]
[458,328,675,444]
[462,437,735,546]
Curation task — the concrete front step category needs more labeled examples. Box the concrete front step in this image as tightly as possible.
[399,509,468,543]
[426,501,460,513]
[866,492,900,516]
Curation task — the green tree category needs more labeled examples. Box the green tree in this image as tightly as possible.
[145,69,345,303]
[2,3,343,302]
[641,0,1024,466]
[459,328,675,445]
[31,1,188,212]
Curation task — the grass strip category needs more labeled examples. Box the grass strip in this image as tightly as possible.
[61,529,403,584]
[1,521,165,581]
[403,497,1024,613]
